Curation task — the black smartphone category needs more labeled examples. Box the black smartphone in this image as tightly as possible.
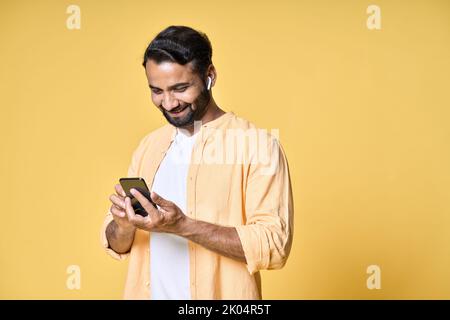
[119,177,156,217]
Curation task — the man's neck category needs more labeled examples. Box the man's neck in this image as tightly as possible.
[179,98,225,136]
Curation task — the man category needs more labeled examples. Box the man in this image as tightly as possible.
[100,25,294,300]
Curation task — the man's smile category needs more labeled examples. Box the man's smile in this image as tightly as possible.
[168,105,190,116]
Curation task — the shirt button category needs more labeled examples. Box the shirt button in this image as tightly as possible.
[145,281,150,287]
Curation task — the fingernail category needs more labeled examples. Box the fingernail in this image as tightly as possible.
[130,189,136,195]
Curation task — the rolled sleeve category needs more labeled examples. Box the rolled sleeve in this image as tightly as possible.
[236,136,294,275]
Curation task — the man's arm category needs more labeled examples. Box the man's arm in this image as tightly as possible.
[176,216,246,263]
[105,220,136,254]
[124,189,247,263]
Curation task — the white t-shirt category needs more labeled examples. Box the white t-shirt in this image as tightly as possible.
[149,128,198,300]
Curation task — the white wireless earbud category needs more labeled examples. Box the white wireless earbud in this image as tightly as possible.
[207,76,212,90]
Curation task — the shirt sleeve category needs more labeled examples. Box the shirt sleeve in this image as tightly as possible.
[99,134,150,260]
[100,211,129,260]
[235,134,294,275]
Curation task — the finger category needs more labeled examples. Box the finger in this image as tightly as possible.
[150,191,173,209]
[130,188,159,216]
[115,184,127,197]
[112,204,122,211]
[109,194,126,209]
[110,205,126,218]
[125,196,146,227]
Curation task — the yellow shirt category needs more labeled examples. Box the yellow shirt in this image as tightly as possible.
[100,111,294,299]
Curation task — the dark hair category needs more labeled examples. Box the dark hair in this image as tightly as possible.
[142,26,213,77]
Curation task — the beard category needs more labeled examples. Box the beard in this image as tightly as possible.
[161,86,211,128]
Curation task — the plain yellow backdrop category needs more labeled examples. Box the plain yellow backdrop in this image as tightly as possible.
[1,0,449,299]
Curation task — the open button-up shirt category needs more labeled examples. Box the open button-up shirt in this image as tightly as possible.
[100,111,294,299]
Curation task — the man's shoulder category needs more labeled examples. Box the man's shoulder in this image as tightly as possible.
[225,112,282,152]
[224,112,259,130]
[226,113,277,139]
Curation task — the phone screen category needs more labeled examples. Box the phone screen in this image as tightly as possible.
[119,177,156,217]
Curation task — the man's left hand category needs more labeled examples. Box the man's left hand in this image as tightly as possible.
[124,188,187,234]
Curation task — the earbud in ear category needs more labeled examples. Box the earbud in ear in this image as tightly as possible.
[207,76,212,90]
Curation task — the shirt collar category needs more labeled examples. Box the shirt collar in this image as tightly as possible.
[168,111,234,143]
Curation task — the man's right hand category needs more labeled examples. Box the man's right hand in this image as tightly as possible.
[109,184,136,233]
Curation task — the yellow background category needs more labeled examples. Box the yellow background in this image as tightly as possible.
[1,0,449,299]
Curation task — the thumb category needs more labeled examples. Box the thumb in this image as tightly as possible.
[151,191,172,209]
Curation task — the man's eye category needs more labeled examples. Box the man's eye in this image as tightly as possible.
[151,89,162,94]
[174,87,188,93]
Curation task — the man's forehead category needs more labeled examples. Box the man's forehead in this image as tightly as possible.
[146,60,196,79]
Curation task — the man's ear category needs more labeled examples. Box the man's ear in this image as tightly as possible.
[206,64,217,88]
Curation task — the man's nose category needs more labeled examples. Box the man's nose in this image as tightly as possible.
[162,92,179,111]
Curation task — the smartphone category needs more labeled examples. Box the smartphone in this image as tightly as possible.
[119,177,156,217]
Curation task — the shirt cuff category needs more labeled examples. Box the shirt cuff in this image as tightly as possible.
[100,212,130,261]
[235,224,270,275]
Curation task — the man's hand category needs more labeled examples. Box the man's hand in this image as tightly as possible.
[105,184,136,254]
[126,189,246,263]
[125,189,187,234]
[109,184,136,233]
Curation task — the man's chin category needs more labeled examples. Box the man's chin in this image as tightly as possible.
[163,108,196,127]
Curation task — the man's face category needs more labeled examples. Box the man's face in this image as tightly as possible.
[145,60,211,128]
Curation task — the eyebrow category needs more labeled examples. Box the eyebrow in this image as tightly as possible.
[149,82,191,90]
